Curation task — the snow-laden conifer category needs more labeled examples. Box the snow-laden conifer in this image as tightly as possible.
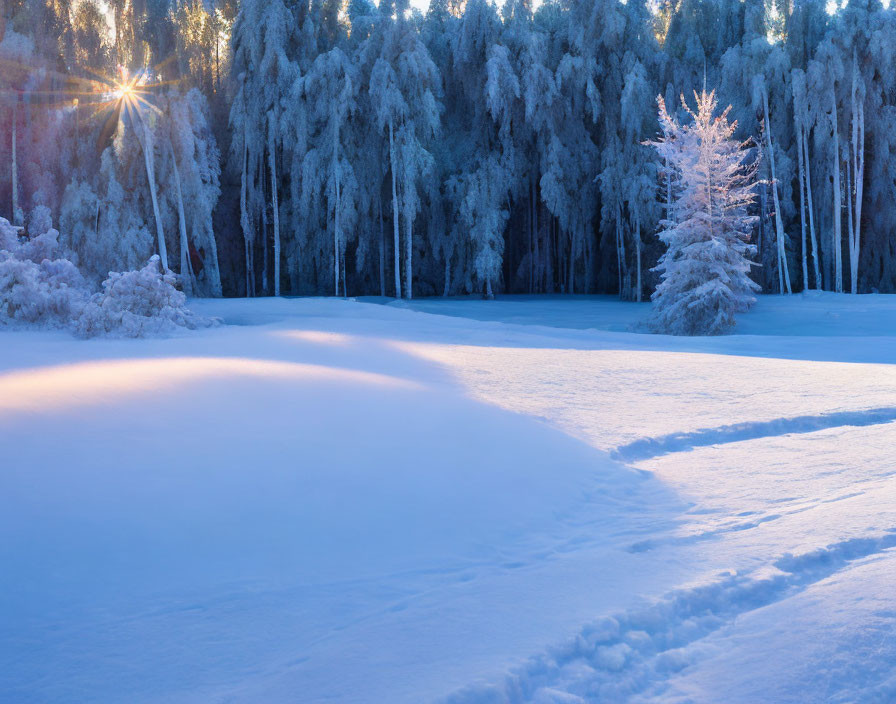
[648,90,759,336]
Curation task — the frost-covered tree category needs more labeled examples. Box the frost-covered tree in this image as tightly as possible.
[446,0,518,298]
[649,90,759,336]
[368,0,440,299]
[303,47,360,296]
[229,0,296,296]
[159,89,223,297]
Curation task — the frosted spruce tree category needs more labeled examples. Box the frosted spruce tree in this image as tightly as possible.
[649,90,760,336]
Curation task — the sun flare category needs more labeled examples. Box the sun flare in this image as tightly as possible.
[114,82,135,101]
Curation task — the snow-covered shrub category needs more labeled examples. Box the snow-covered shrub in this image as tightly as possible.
[74,256,216,338]
[28,205,53,237]
[0,250,87,326]
[0,217,19,251]
[0,216,212,338]
[647,90,759,336]
[17,228,65,264]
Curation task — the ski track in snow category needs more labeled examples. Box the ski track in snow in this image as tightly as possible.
[436,401,896,702]
[442,531,896,704]
[611,408,896,462]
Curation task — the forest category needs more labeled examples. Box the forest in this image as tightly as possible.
[1,0,895,300]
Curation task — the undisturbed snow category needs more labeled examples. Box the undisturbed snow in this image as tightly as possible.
[1,292,894,703]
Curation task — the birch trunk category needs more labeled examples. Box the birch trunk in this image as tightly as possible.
[389,118,401,299]
[378,194,386,297]
[803,131,821,289]
[142,119,168,269]
[796,121,809,289]
[763,90,791,294]
[11,97,21,226]
[268,123,281,296]
[334,175,341,297]
[404,199,413,299]
[333,124,340,297]
[846,155,853,286]
[532,181,540,292]
[240,141,252,296]
[260,156,268,294]
[831,89,843,293]
[634,213,642,302]
[615,205,624,298]
[443,255,451,297]
[202,205,223,296]
[171,147,195,296]
[849,62,864,294]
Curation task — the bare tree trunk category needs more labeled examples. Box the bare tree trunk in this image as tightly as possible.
[141,119,168,269]
[261,157,269,294]
[171,146,196,296]
[378,194,385,297]
[763,89,791,294]
[803,131,821,289]
[389,118,401,299]
[203,221,223,297]
[11,97,22,226]
[832,88,843,293]
[240,141,252,297]
[849,59,864,294]
[846,154,854,289]
[334,175,341,297]
[615,205,624,298]
[268,121,281,296]
[533,181,540,292]
[443,255,451,297]
[634,213,642,302]
[796,121,809,290]
[332,124,340,297]
[404,199,413,299]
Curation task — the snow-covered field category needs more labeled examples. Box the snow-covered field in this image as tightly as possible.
[2,293,894,703]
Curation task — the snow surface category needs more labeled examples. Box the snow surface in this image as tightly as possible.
[1,293,894,703]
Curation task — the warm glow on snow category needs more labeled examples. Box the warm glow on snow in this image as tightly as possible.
[276,330,354,346]
[0,357,417,416]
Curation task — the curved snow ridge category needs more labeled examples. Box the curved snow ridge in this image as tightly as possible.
[0,356,421,415]
[440,530,896,704]
[612,407,896,462]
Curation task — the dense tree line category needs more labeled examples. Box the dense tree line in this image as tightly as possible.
[2,0,896,299]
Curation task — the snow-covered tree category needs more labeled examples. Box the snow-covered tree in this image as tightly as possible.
[229,0,297,296]
[368,0,440,299]
[649,90,759,335]
[303,47,360,296]
[159,89,223,297]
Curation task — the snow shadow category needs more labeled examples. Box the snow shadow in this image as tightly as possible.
[613,407,896,462]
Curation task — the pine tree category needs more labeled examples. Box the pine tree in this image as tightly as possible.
[649,89,760,336]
